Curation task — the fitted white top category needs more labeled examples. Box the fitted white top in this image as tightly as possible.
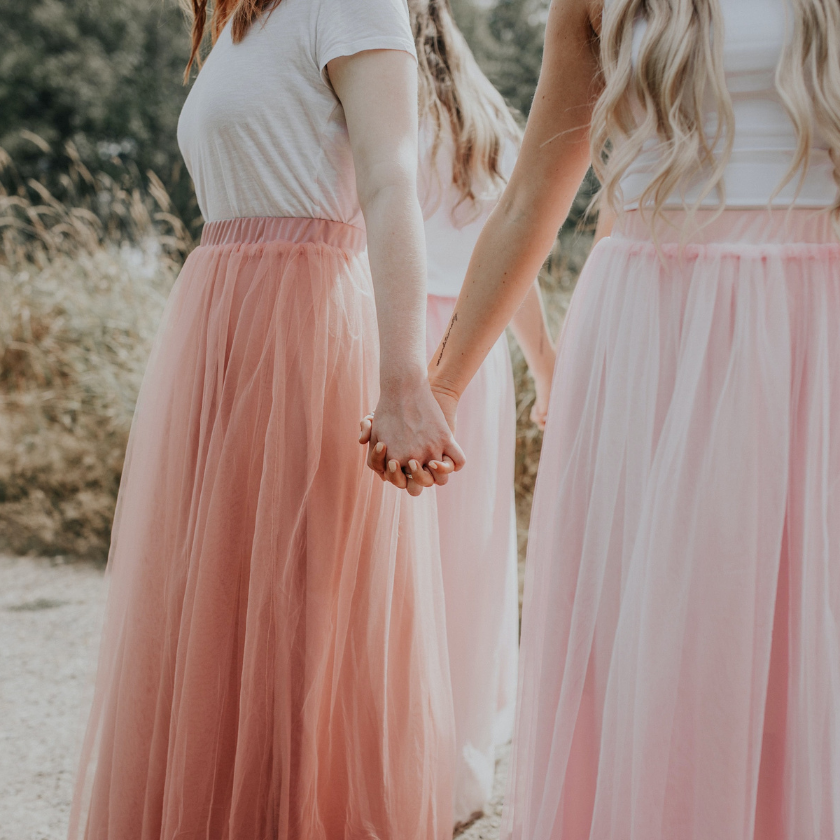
[420,125,517,298]
[177,0,415,225]
[610,0,836,209]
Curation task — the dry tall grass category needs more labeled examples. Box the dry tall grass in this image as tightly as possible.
[0,137,595,563]
[0,138,190,560]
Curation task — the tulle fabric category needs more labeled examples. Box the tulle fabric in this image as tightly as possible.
[425,295,519,824]
[503,209,840,840]
[69,217,455,840]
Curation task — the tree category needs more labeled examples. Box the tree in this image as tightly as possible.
[452,0,547,118]
[0,0,197,223]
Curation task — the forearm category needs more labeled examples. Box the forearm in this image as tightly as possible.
[428,0,599,401]
[362,179,429,392]
[430,164,585,399]
[509,280,556,383]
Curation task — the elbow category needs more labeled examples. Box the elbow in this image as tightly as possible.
[356,159,418,216]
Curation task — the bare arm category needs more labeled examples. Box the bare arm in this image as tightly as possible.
[428,0,602,415]
[509,281,556,429]
[328,50,464,493]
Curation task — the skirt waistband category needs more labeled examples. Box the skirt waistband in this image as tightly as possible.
[615,208,839,248]
[200,217,367,252]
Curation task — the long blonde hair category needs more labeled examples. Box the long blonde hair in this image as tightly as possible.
[591,0,840,227]
[410,0,521,223]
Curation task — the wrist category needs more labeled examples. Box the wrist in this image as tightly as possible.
[532,364,554,392]
[380,361,427,398]
[428,371,463,404]
[532,347,557,384]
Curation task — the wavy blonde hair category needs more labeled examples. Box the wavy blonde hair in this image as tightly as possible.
[410,0,521,225]
[591,0,840,228]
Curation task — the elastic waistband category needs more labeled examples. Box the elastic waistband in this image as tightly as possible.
[200,217,366,251]
[614,208,839,249]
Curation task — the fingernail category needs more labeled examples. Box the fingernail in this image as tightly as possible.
[375,442,385,454]
[389,460,397,473]
[429,461,439,470]
[409,460,419,472]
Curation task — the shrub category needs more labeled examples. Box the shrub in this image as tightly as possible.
[0,142,187,560]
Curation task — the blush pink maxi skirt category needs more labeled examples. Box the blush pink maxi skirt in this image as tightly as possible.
[503,209,840,840]
[68,217,455,840]
[426,296,520,825]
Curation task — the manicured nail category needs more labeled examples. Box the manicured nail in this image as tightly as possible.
[409,460,419,472]
[389,460,398,473]
[375,442,385,454]
[429,461,439,470]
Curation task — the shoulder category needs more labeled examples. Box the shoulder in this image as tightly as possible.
[313,0,416,74]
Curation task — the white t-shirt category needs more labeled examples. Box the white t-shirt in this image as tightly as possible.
[419,124,517,299]
[611,0,836,209]
[177,0,416,225]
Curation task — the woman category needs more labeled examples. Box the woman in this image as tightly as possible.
[68,0,464,837]
[373,0,840,837]
[412,0,555,824]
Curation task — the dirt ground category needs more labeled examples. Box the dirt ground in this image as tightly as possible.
[0,555,508,840]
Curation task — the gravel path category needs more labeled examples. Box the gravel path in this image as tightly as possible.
[0,555,508,840]
[0,556,107,840]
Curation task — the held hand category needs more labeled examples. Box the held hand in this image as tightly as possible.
[361,376,465,495]
[531,374,552,431]
[359,414,457,489]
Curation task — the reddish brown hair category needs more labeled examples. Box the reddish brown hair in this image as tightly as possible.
[182,0,281,80]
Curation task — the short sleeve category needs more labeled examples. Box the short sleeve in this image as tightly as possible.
[315,0,417,81]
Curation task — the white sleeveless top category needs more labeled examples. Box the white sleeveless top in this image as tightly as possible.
[177,0,415,225]
[419,124,517,298]
[609,0,837,209]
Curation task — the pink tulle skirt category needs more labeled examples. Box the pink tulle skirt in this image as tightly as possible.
[504,209,840,840]
[69,217,454,840]
[426,296,519,824]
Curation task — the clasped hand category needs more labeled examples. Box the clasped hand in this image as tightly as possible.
[358,378,465,496]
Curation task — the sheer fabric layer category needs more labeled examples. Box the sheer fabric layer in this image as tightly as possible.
[69,217,454,840]
[503,209,840,840]
[426,295,519,824]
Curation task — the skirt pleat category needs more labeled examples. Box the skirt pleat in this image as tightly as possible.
[503,210,840,840]
[426,295,519,824]
[69,218,455,840]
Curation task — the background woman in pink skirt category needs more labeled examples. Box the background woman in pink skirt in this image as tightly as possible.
[68,0,466,837]
[375,0,840,837]
[412,0,556,825]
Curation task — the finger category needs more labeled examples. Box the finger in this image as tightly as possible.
[358,416,373,444]
[367,440,387,474]
[386,459,407,490]
[443,439,466,472]
[427,459,450,486]
[408,460,434,488]
[530,404,547,431]
[428,456,456,486]
[406,476,424,497]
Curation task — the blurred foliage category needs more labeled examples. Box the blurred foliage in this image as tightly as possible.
[452,0,547,118]
[0,0,199,227]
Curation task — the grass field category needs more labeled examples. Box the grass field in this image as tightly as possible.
[0,144,596,568]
